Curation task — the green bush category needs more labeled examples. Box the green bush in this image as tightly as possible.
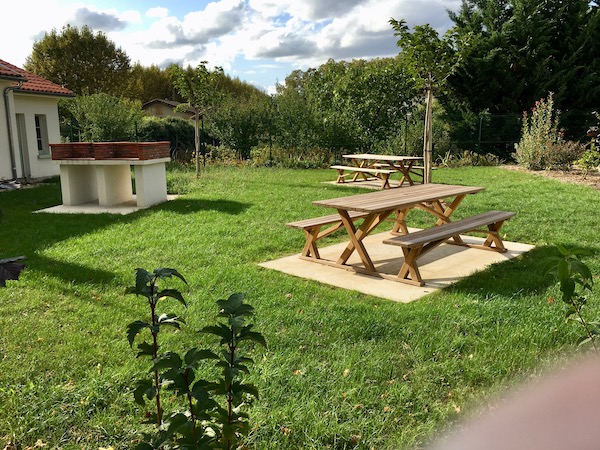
[66,93,143,142]
[514,93,583,170]
[138,116,195,152]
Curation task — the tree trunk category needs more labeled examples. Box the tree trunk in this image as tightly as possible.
[194,111,200,178]
[423,87,434,184]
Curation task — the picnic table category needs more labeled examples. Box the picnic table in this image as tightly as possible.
[288,183,516,285]
[331,153,424,188]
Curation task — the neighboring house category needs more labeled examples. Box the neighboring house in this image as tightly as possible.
[142,98,194,120]
[0,59,74,181]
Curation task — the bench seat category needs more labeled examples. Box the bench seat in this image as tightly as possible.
[383,210,516,285]
[287,211,369,259]
[330,165,396,189]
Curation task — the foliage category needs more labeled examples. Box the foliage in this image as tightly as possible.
[211,93,270,160]
[138,116,196,154]
[576,113,600,173]
[127,268,265,449]
[127,63,179,104]
[445,0,600,141]
[25,25,130,96]
[274,58,418,154]
[390,18,461,182]
[64,93,143,142]
[514,93,565,170]
[438,150,502,167]
[544,245,598,351]
[172,63,225,177]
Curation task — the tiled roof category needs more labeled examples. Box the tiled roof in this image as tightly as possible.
[143,98,184,108]
[0,59,75,97]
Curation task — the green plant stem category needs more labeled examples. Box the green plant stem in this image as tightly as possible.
[150,293,163,425]
[186,388,198,445]
[572,301,599,353]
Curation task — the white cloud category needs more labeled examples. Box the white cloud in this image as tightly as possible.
[146,7,169,18]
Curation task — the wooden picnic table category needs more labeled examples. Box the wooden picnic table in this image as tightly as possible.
[341,153,424,186]
[310,183,485,279]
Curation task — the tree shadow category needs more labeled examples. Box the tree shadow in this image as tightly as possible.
[154,197,251,215]
[31,254,117,286]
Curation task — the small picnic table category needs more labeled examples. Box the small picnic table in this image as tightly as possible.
[332,153,424,188]
[309,183,486,282]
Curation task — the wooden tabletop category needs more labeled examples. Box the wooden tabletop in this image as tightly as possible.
[313,183,485,213]
[342,154,423,162]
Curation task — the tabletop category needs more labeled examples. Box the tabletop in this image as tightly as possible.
[342,154,423,162]
[313,183,485,213]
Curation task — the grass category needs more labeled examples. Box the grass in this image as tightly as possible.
[0,164,599,449]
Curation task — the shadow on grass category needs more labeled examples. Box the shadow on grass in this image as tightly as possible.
[155,197,251,215]
[32,254,117,286]
[445,245,559,298]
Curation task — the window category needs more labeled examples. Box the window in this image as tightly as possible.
[34,114,49,155]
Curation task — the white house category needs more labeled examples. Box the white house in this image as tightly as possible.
[0,59,74,181]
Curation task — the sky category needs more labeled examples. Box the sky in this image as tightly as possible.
[2,0,461,94]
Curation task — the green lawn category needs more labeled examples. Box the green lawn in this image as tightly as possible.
[1,165,598,449]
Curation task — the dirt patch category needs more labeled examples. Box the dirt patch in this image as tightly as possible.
[501,165,600,190]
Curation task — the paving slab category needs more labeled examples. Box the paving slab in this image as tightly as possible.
[36,195,178,215]
[260,230,534,303]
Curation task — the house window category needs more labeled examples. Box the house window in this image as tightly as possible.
[35,114,49,155]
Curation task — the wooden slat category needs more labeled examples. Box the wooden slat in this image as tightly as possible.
[383,211,516,248]
[313,184,485,213]
[330,165,396,174]
[286,210,368,229]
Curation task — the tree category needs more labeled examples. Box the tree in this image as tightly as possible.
[212,93,270,160]
[127,63,176,104]
[446,0,600,142]
[172,63,224,177]
[25,25,131,96]
[390,19,458,182]
[65,93,143,142]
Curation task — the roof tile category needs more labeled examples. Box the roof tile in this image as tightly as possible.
[0,59,74,97]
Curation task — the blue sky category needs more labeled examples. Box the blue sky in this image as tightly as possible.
[4,0,459,93]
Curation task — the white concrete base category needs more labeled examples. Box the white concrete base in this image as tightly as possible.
[37,195,178,215]
[55,157,170,209]
[260,230,534,303]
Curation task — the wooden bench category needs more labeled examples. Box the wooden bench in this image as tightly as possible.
[382,210,516,286]
[287,211,369,260]
[330,165,396,189]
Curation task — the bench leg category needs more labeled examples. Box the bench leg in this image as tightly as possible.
[391,208,410,235]
[336,169,346,183]
[482,220,508,251]
[301,227,321,259]
[397,246,425,286]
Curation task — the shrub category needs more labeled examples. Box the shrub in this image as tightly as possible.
[514,93,560,170]
[66,93,143,142]
[438,150,502,168]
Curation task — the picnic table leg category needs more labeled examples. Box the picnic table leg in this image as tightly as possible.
[397,161,415,186]
[336,210,392,271]
[392,208,410,235]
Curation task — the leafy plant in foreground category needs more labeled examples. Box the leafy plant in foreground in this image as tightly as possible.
[126,268,265,449]
[545,245,598,351]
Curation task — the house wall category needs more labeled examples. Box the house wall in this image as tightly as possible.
[143,103,193,119]
[0,79,17,180]
[13,93,62,179]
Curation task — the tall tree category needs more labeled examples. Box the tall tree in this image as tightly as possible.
[446,0,600,140]
[390,19,458,182]
[127,63,176,104]
[25,25,131,96]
